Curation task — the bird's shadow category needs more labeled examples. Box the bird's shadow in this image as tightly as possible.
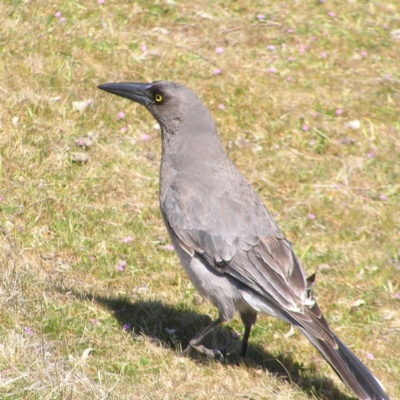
[72,290,355,400]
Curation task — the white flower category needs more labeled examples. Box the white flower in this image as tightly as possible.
[348,120,361,130]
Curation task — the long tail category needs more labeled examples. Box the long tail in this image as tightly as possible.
[302,329,390,400]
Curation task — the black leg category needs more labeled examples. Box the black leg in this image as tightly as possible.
[240,324,252,356]
[240,310,257,356]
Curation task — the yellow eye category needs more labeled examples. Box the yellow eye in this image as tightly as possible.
[154,93,163,103]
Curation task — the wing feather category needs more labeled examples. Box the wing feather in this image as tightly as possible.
[161,165,334,345]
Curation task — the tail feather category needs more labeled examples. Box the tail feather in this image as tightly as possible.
[303,329,389,400]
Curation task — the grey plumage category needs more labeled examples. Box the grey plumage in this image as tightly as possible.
[98,81,390,400]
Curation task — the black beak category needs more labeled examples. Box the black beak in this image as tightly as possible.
[98,82,154,106]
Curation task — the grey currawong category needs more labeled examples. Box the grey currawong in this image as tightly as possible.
[98,80,389,400]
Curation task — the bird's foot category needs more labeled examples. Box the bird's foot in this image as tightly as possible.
[183,344,224,361]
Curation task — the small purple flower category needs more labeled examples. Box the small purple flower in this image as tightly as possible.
[308,213,316,220]
[118,111,125,119]
[120,127,128,133]
[60,17,66,23]
[367,152,374,159]
[257,14,265,20]
[55,12,61,18]
[141,133,151,141]
[288,56,295,61]
[123,236,133,243]
[320,51,327,58]
[166,245,174,251]
[302,124,309,131]
[287,28,294,33]
[218,104,225,110]
[213,68,222,76]
[231,331,240,339]
[123,323,131,331]
[310,139,316,146]
[266,67,277,73]
[215,47,224,54]
[140,44,147,52]
[312,112,318,118]
[91,318,97,324]
[24,327,33,335]
[116,260,127,272]
[366,352,374,360]
[336,108,343,116]
[267,45,275,51]
[98,0,105,4]
[0,196,4,202]
[311,36,317,41]
[360,51,367,57]
[286,77,292,82]
[38,181,44,188]
[394,293,400,299]
[379,194,387,201]
[328,11,335,18]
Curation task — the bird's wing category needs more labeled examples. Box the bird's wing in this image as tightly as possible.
[161,168,335,346]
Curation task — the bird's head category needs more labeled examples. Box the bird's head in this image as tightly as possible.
[98,80,207,135]
[98,80,223,162]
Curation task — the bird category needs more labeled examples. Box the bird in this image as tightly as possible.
[98,80,390,400]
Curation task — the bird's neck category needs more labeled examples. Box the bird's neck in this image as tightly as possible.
[161,123,227,171]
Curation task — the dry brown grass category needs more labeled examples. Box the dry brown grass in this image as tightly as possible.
[1,0,399,398]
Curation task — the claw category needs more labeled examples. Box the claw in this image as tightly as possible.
[183,343,224,362]
[203,346,224,361]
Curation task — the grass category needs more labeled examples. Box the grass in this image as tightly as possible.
[1,0,399,398]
